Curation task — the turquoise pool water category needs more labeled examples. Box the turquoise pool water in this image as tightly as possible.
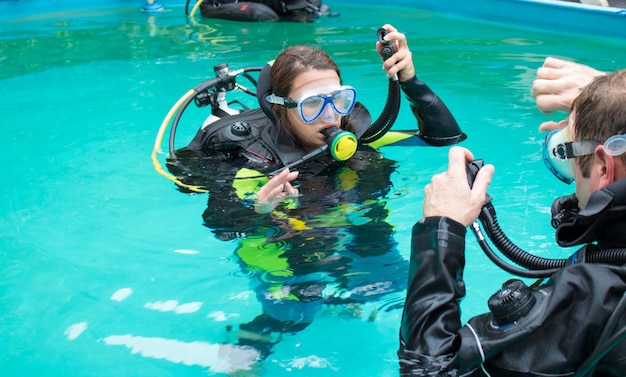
[2,2,626,376]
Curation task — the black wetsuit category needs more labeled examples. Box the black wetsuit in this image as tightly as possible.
[399,189,626,376]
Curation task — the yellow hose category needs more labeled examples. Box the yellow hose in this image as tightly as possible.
[151,88,209,193]
[189,0,204,22]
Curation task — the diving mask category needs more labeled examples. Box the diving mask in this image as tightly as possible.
[266,86,357,124]
[542,128,626,184]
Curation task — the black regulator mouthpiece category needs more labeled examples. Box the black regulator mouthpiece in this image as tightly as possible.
[377,28,397,82]
[550,193,579,229]
[377,28,395,61]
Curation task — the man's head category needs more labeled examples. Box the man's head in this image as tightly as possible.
[570,69,626,207]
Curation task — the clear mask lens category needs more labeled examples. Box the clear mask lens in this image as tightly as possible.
[542,128,575,184]
[298,86,356,124]
[541,129,622,184]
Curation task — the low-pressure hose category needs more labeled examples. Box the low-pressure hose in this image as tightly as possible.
[359,80,401,144]
[478,203,565,271]
[467,160,626,278]
[359,27,402,144]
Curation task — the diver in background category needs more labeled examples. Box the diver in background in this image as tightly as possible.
[399,70,626,376]
[167,24,465,360]
[198,0,330,22]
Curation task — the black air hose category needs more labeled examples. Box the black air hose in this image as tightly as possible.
[477,202,626,278]
[479,203,566,271]
[359,80,401,144]
[586,248,626,264]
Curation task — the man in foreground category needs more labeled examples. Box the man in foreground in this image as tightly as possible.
[399,70,626,375]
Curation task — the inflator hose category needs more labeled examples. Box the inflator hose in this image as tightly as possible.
[359,79,401,144]
[475,202,626,278]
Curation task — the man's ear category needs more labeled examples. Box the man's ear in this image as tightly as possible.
[595,145,616,188]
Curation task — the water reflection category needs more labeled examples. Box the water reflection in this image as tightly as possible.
[101,334,260,374]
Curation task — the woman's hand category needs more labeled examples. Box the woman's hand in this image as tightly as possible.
[377,24,416,83]
[254,168,299,214]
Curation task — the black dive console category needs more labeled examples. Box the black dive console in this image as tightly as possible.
[466,160,626,279]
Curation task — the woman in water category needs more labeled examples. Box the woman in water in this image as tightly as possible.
[167,23,464,361]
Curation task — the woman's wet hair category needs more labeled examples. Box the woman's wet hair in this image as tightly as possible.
[573,69,626,177]
[270,45,342,133]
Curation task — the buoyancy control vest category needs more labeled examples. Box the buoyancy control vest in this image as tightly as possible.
[185,101,373,170]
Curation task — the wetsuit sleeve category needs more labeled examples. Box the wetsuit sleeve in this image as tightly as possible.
[401,76,464,146]
[398,216,467,374]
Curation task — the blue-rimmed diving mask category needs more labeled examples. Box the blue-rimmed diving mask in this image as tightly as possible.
[266,86,357,124]
[542,128,626,184]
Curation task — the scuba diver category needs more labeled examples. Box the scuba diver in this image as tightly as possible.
[191,0,331,22]
[398,69,626,376]
[157,24,466,361]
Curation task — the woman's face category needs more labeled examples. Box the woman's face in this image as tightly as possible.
[285,69,345,152]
